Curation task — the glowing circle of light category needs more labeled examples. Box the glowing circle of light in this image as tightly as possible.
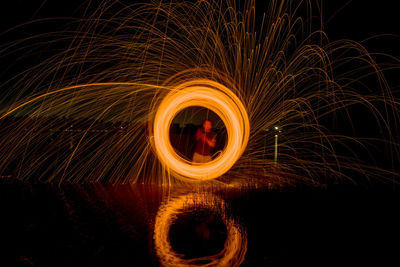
[153,79,250,181]
[153,193,247,267]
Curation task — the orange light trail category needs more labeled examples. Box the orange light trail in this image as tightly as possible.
[153,192,247,266]
[0,0,398,185]
[152,79,250,181]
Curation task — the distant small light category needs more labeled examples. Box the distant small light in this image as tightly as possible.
[275,134,278,137]
[274,126,279,130]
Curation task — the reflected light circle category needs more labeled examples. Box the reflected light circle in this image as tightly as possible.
[153,193,247,266]
[153,79,249,181]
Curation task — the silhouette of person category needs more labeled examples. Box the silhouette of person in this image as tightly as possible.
[192,119,216,163]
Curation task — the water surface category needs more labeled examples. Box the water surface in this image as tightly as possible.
[2,179,398,266]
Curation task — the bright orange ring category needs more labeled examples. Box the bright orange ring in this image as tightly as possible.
[153,79,249,181]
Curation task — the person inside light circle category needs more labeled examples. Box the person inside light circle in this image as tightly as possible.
[192,119,217,163]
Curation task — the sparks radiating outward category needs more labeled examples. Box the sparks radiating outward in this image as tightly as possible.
[0,0,399,185]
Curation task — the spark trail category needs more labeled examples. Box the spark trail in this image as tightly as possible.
[0,0,399,186]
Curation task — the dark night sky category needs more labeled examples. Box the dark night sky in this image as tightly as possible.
[1,1,399,48]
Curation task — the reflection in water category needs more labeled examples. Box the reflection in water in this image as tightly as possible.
[154,192,247,266]
[3,181,397,266]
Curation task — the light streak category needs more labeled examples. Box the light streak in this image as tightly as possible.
[0,0,398,185]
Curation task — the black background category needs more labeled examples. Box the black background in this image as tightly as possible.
[1,0,399,50]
